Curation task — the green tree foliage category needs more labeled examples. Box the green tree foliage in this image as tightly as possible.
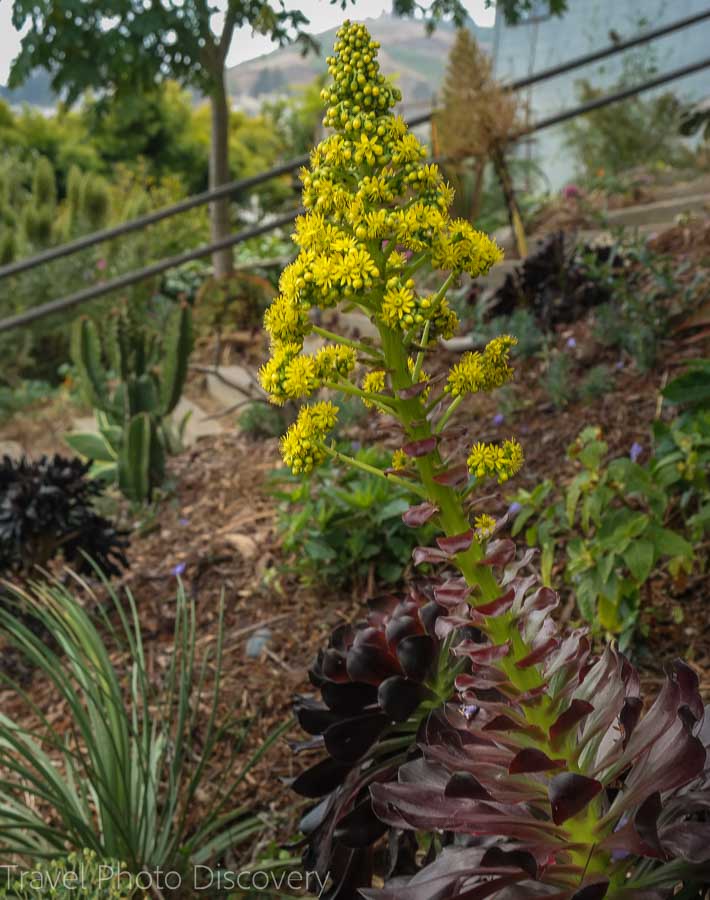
[490,0,568,23]
[566,50,693,178]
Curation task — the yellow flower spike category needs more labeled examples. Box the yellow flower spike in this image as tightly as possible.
[261,19,517,491]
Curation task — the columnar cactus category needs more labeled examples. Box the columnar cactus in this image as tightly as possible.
[68,302,193,502]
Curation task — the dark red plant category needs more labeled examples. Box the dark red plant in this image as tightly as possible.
[292,584,469,899]
[361,542,710,899]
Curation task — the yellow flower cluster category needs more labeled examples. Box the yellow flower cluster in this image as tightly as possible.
[467,438,524,484]
[258,344,356,405]
[447,335,518,397]
[315,345,357,381]
[280,402,339,475]
[362,370,387,408]
[391,449,410,470]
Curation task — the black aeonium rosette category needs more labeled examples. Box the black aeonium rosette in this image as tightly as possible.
[0,454,128,577]
[292,583,476,899]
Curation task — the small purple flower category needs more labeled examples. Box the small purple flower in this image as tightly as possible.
[508,501,522,516]
[172,562,187,577]
[461,703,479,720]
[566,336,577,349]
[96,258,107,271]
[178,517,189,526]
[562,183,581,200]
[492,412,505,426]
[629,442,643,463]
[615,359,625,370]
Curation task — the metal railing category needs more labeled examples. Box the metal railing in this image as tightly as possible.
[0,7,708,336]
[2,7,708,285]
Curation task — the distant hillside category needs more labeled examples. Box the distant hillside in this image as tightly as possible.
[0,70,57,109]
[226,14,493,110]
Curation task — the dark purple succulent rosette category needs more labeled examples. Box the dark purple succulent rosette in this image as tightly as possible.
[363,541,710,899]
[291,584,462,899]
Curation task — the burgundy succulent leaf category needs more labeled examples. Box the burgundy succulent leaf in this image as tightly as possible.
[291,587,450,897]
[401,436,438,457]
[402,502,439,527]
[432,463,470,487]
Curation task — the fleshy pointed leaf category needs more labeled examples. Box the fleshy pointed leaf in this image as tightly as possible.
[508,748,565,775]
[378,676,427,722]
[402,436,437,457]
[402,502,439,527]
[444,772,493,801]
[550,700,595,747]
[437,530,474,554]
[549,773,603,824]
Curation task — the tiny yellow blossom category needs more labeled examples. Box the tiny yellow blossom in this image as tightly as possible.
[391,449,410,471]
[474,514,497,537]
[381,283,416,329]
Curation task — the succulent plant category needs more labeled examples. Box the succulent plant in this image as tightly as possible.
[277,19,710,900]
[0,454,128,577]
[293,585,456,899]
[66,301,193,503]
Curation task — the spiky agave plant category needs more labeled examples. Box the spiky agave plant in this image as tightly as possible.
[260,20,710,899]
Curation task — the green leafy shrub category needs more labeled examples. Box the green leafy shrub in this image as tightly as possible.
[239,400,294,440]
[0,379,56,424]
[579,362,613,401]
[565,44,693,179]
[511,426,695,644]
[272,445,436,590]
[66,301,193,503]
[543,350,574,408]
[0,850,134,899]
[653,359,710,541]
[0,573,286,876]
[585,236,707,371]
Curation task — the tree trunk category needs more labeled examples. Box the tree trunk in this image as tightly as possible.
[209,69,233,279]
[491,145,528,258]
[469,159,485,222]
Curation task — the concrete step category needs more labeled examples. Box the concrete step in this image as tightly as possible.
[604,193,710,228]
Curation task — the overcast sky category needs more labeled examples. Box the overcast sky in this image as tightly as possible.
[0,1,496,85]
